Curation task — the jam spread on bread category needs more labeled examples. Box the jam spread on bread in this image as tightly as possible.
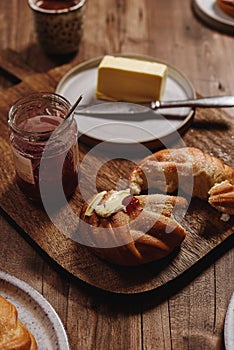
[122,195,143,218]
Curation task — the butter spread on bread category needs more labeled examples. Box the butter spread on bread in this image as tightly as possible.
[85,189,131,217]
[80,192,187,266]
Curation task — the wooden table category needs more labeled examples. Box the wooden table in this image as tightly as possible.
[0,1,233,349]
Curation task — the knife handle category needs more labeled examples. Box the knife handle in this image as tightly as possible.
[151,96,234,109]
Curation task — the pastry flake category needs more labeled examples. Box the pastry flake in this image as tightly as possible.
[0,295,37,350]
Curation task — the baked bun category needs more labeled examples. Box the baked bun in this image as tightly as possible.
[0,295,37,350]
[216,0,234,17]
[129,147,234,213]
[208,180,234,214]
[80,190,187,266]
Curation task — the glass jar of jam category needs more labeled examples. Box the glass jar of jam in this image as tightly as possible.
[8,92,79,204]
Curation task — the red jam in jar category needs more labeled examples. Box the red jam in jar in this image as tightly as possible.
[35,0,80,10]
[8,93,79,203]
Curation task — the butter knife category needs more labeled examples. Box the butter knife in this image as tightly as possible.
[151,95,234,109]
[75,95,234,115]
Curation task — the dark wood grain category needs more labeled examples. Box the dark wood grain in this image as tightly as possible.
[0,55,233,294]
[0,0,234,349]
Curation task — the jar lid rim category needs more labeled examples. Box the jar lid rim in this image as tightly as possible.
[28,0,86,14]
[8,92,73,139]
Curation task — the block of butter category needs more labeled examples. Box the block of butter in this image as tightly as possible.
[95,55,168,103]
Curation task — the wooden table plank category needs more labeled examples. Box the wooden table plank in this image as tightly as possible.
[0,48,232,296]
[0,0,233,348]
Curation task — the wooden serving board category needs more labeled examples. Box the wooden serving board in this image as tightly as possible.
[0,50,233,294]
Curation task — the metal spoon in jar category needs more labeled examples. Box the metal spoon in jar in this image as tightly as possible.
[47,95,83,133]
[74,95,234,115]
[65,94,83,120]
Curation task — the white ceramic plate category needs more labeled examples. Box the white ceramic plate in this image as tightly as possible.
[193,0,234,34]
[224,292,234,350]
[56,55,195,150]
[0,270,70,350]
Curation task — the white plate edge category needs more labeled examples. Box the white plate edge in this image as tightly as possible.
[224,292,234,350]
[55,54,196,146]
[193,0,234,32]
[0,270,70,350]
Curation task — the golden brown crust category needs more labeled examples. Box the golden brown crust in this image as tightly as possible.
[0,296,38,350]
[129,147,234,213]
[80,192,187,266]
[216,0,234,17]
[208,180,234,214]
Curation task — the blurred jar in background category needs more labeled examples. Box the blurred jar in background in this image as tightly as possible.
[28,0,86,55]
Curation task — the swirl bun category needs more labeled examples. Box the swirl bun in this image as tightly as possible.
[80,191,187,266]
